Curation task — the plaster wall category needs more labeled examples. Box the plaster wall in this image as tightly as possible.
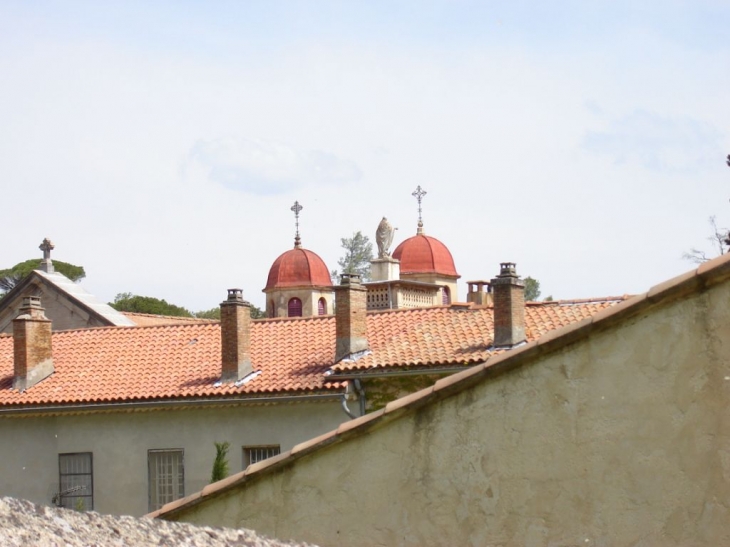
[265,288,333,318]
[173,280,730,546]
[0,282,107,333]
[0,401,346,516]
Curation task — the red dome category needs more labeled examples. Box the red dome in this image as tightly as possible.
[392,234,459,277]
[264,247,333,290]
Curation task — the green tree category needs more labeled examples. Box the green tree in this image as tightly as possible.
[210,441,230,483]
[195,305,265,320]
[0,259,85,295]
[333,231,373,282]
[109,293,193,317]
[524,277,541,301]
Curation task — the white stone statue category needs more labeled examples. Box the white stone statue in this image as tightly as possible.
[376,217,396,258]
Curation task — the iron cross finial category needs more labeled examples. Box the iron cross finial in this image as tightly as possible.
[291,201,303,248]
[411,185,427,234]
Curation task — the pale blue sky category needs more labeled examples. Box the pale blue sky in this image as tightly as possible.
[1,1,728,310]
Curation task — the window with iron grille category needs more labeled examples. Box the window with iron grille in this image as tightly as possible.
[58,453,93,511]
[243,445,281,468]
[288,297,303,317]
[148,449,184,512]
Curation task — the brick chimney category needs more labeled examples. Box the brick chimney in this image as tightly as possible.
[334,273,368,362]
[220,289,253,383]
[13,296,54,392]
[491,263,526,347]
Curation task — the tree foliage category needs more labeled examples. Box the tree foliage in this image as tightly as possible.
[523,276,541,301]
[0,259,86,295]
[194,307,221,320]
[109,293,193,317]
[333,231,373,282]
[195,305,265,320]
[210,441,230,483]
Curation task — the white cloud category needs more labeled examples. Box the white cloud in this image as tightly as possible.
[583,110,724,173]
[186,137,362,195]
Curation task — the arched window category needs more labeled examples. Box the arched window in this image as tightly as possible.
[318,297,327,315]
[269,300,276,318]
[288,297,303,317]
[442,286,451,305]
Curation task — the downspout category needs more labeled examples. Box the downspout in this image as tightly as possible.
[340,395,357,419]
[340,379,366,419]
[354,378,366,416]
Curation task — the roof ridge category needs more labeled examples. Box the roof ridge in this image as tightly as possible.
[46,322,220,336]
[122,311,211,321]
[526,295,631,306]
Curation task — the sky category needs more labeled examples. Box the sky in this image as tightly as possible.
[1,1,729,312]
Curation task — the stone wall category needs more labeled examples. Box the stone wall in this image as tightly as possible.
[0,497,315,546]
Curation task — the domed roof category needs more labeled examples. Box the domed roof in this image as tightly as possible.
[392,233,459,277]
[264,247,333,291]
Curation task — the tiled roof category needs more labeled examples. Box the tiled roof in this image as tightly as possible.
[329,297,626,373]
[0,318,343,409]
[0,296,624,409]
[392,233,458,277]
[264,247,333,291]
[33,270,137,327]
[122,312,216,327]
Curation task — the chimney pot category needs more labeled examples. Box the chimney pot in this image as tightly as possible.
[220,289,253,383]
[491,262,526,348]
[227,288,244,302]
[340,273,361,286]
[13,297,54,392]
[498,262,518,278]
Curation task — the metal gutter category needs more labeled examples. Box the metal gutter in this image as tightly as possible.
[326,365,476,381]
[0,393,345,417]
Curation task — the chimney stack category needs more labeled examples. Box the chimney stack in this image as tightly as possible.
[220,289,253,383]
[334,273,368,362]
[13,296,54,392]
[491,263,526,347]
[466,281,493,306]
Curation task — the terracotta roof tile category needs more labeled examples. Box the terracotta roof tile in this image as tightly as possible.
[330,297,626,373]
[0,319,342,408]
[0,296,625,409]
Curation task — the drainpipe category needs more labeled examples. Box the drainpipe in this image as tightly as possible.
[354,379,366,416]
[340,379,366,419]
[340,395,357,419]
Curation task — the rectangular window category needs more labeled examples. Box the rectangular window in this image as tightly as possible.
[58,453,93,511]
[243,445,281,468]
[148,449,184,512]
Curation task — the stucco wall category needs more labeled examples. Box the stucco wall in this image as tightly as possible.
[171,279,730,546]
[0,282,107,333]
[265,288,333,318]
[0,401,346,516]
